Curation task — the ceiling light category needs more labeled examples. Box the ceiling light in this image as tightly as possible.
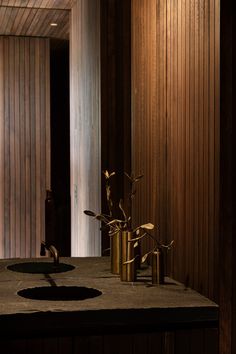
[50,23,58,27]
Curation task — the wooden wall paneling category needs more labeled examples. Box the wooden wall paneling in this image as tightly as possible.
[0,331,220,354]
[32,37,38,256]
[1,0,74,9]
[24,37,31,258]
[42,337,60,354]
[219,0,232,352]
[131,0,141,233]
[208,0,216,302]
[19,37,25,257]
[0,36,50,258]
[14,36,20,258]
[193,0,200,292]
[9,37,16,257]
[132,333,148,354]
[147,0,158,247]
[4,6,17,33]
[0,5,6,26]
[131,0,169,257]
[166,0,172,275]
[167,0,180,279]
[70,0,101,256]
[26,337,44,354]
[57,337,73,354]
[213,0,220,303]
[188,0,195,291]
[0,6,70,40]
[174,330,190,354]
[25,9,44,36]
[176,0,183,284]
[0,37,4,258]
[87,335,103,354]
[147,332,164,354]
[103,334,133,354]
[204,328,219,354]
[16,9,38,36]
[170,0,180,282]
[184,0,190,288]
[158,0,167,254]
[0,6,11,31]
[131,0,220,297]
[14,8,36,36]
[190,329,204,354]
[178,0,185,284]
[3,37,10,258]
[100,0,131,252]
[9,6,23,34]
[4,338,28,354]
[203,0,208,294]
[39,40,45,254]
[198,0,204,292]
[73,336,90,354]
[29,37,36,257]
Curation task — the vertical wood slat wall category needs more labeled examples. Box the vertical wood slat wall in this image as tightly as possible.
[131,0,220,300]
[100,0,131,252]
[70,0,101,256]
[1,329,218,354]
[0,36,50,258]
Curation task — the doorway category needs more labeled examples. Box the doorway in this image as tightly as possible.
[50,39,71,256]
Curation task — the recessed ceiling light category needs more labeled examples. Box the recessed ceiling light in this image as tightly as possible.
[50,23,58,27]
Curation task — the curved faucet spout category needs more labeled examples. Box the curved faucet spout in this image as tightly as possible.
[40,241,59,265]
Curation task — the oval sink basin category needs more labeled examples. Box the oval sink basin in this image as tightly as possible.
[7,262,75,274]
[17,286,102,301]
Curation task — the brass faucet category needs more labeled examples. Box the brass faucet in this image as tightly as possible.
[40,241,59,265]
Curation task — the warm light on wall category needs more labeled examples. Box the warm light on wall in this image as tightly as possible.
[70,0,101,257]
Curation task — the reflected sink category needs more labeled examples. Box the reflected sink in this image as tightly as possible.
[7,262,75,274]
[17,286,102,301]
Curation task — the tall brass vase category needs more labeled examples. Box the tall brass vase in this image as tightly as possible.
[111,232,121,274]
[120,231,136,282]
[152,249,164,284]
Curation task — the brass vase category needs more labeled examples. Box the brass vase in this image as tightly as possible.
[110,231,121,274]
[152,248,164,284]
[120,231,136,282]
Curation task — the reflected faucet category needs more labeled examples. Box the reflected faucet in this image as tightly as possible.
[40,241,59,266]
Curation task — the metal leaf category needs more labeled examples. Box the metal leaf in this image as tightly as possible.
[119,199,127,221]
[103,170,110,178]
[140,223,154,230]
[124,172,133,181]
[109,230,120,237]
[123,256,136,264]
[84,210,96,217]
[128,233,146,242]
[107,219,122,225]
[134,174,144,182]
[96,214,105,221]
[141,253,149,263]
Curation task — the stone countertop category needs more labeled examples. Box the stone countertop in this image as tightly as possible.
[0,257,218,337]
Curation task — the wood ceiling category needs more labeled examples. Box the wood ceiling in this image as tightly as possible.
[0,0,75,39]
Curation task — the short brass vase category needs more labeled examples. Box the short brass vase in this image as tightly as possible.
[120,231,136,282]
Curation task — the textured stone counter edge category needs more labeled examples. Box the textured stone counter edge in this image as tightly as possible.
[0,305,218,338]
